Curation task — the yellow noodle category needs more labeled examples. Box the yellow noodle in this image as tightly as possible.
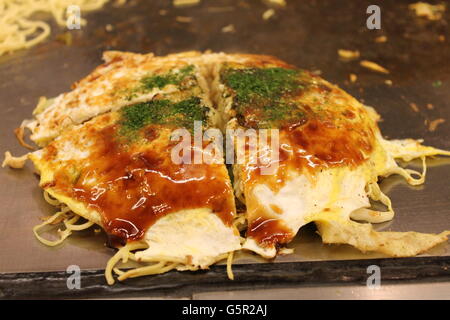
[226,251,234,280]
[33,210,73,246]
[393,156,427,185]
[0,0,120,56]
[34,192,94,246]
[104,241,149,285]
[64,219,94,231]
[43,190,60,206]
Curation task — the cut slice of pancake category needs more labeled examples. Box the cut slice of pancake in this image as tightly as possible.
[29,92,241,282]
[212,54,450,258]
[26,51,216,146]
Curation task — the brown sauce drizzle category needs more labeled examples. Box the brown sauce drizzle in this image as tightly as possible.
[247,217,292,248]
[50,124,235,242]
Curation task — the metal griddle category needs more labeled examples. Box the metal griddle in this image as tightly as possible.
[0,0,449,299]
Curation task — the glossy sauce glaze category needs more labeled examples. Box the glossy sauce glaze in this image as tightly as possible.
[47,121,235,243]
[247,217,292,248]
[244,117,375,189]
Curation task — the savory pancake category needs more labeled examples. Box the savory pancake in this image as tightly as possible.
[4,51,450,284]
[29,84,240,284]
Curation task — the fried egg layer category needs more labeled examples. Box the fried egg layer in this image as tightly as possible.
[135,209,241,268]
[26,51,216,146]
